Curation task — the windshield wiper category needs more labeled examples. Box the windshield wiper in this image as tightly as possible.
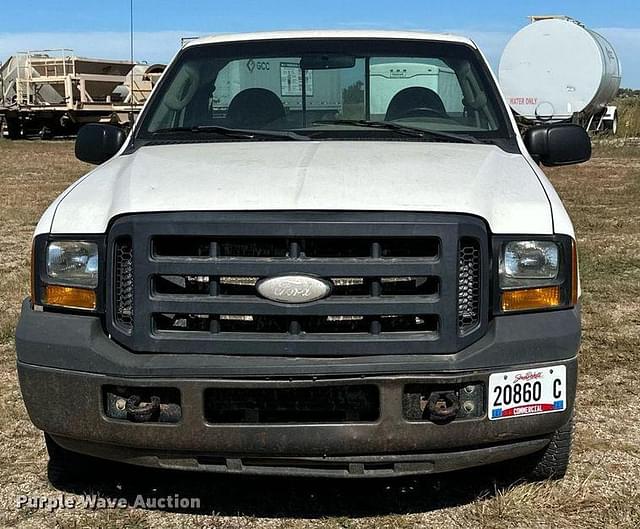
[312,120,481,144]
[151,125,310,141]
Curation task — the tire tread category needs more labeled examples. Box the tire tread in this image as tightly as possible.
[527,413,574,481]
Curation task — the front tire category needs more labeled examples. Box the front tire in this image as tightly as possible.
[525,413,574,481]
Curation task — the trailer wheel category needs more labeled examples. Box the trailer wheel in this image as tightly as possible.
[3,117,21,139]
[609,112,618,135]
[601,110,619,135]
[39,126,54,140]
[523,412,574,481]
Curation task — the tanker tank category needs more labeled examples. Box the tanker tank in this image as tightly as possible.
[499,16,622,133]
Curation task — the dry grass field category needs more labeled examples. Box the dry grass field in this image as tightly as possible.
[0,138,639,529]
[617,96,640,137]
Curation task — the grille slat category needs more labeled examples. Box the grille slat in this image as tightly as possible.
[154,236,439,259]
[155,314,438,335]
[147,297,440,316]
[108,212,487,356]
[154,275,438,297]
[150,259,439,277]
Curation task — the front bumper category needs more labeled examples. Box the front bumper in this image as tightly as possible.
[16,300,580,477]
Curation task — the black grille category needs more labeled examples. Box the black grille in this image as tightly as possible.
[114,237,134,330]
[204,385,379,423]
[153,236,439,259]
[154,275,439,297]
[457,238,481,334]
[155,313,439,335]
[107,212,488,356]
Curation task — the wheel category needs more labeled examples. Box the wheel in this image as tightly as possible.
[602,111,618,135]
[524,413,574,481]
[3,117,21,139]
[39,126,54,140]
[610,113,618,135]
[44,433,106,483]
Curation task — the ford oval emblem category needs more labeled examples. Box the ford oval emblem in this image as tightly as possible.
[257,275,331,304]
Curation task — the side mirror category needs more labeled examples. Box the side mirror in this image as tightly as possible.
[524,124,592,167]
[75,124,127,165]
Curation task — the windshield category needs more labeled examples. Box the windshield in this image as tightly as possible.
[136,39,513,143]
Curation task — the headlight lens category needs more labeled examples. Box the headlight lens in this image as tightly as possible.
[500,241,559,288]
[494,236,577,314]
[46,241,99,287]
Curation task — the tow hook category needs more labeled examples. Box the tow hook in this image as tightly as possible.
[125,395,161,423]
[426,391,460,423]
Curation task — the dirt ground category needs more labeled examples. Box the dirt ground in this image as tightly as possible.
[0,139,638,529]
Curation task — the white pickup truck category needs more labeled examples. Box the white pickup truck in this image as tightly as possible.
[17,30,589,480]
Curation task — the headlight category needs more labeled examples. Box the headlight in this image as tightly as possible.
[500,241,559,288]
[495,236,577,313]
[31,236,103,311]
[46,241,99,287]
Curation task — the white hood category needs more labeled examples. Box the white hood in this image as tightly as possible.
[47,141,553,234]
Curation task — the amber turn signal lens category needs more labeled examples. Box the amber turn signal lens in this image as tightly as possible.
[501,286,561,312]
[44,285,96,310]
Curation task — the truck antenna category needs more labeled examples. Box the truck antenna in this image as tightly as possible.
[129,0,135,124]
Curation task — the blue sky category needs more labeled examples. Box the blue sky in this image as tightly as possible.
[1,0,639,87]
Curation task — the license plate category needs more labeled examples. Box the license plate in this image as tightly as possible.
[488,365,566,421]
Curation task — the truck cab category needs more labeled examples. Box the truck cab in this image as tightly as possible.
[17,31,590,480]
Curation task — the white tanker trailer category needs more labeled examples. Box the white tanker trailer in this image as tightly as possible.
[499,16,622,134]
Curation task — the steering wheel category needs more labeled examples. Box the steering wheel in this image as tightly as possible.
[393,107,448,120]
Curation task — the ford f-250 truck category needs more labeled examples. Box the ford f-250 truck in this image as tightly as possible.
[16,31,590,480]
